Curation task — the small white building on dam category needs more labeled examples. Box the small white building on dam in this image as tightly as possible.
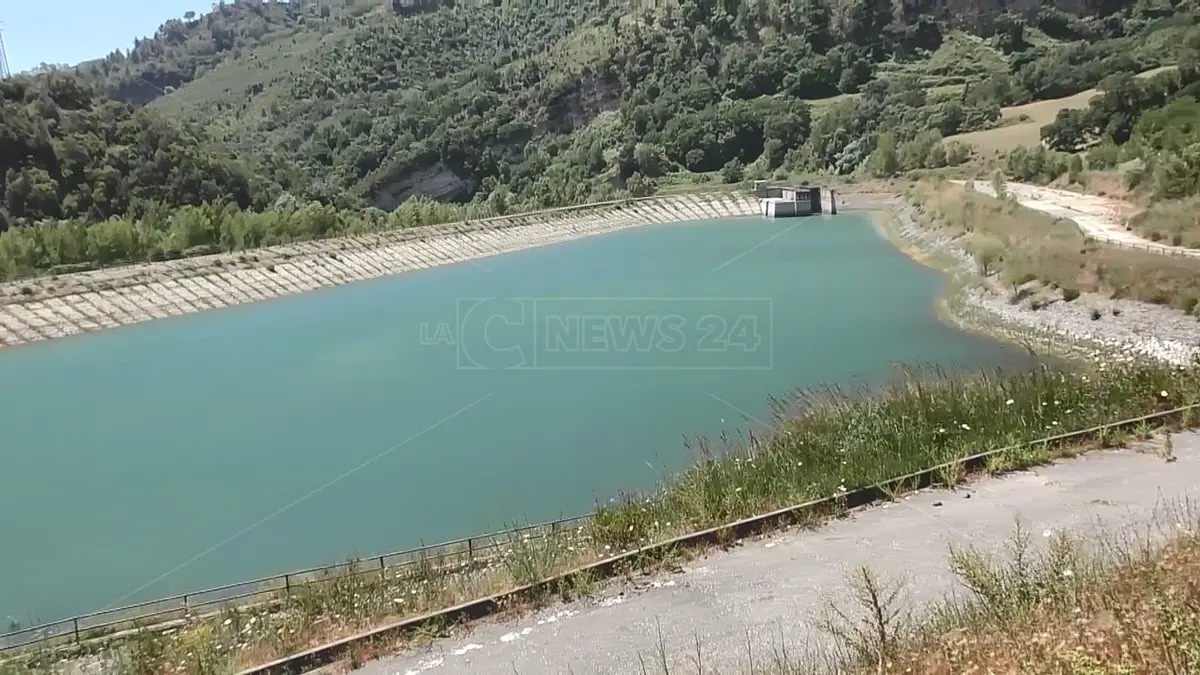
[755,181,837,218]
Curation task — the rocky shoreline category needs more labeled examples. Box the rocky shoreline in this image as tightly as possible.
[884,200,1200,366]
[0,193,761,349]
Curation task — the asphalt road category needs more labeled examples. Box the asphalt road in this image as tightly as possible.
[352,432,1200,675]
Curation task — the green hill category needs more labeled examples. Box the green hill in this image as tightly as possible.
[1,0,1198,277]
[140,0,1191,210]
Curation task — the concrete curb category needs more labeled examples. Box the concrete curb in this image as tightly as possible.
[237,403,1200,675]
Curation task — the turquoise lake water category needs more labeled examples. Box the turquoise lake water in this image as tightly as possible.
[0,214,1029,625]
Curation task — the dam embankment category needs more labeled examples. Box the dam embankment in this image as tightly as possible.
[0,198,1032,625]
[0,193,765,348]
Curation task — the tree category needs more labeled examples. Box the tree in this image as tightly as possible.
[868,132,899,177]
[1068,154,1084,183]
[994,13,1029,54]
[969,234,1004,276]
[721,158,744,183]
[1041,109,1088,151]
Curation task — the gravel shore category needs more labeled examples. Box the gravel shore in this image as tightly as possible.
[886,198,1200,366]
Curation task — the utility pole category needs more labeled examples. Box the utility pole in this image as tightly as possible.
[0,22,11,79]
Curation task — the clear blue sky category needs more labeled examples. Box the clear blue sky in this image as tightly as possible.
[4,0,207,74]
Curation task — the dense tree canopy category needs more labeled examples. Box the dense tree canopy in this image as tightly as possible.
[1,0,1199,277]
[0,73,260,232]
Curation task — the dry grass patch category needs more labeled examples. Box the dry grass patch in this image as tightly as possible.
[946,66,1179,156]
[824,499,1200,675]
[1129,197,1200,250]
[911,180,1200,316]
[946,90,1100,156]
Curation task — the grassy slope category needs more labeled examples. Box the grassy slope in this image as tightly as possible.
[801,31,1006,115]
[26,362,1198,674]
[150,25,354,121]
[947,65,1180,155]
[910,180,1200,316]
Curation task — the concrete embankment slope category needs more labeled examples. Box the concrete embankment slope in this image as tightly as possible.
[352,432,1200,675]
[0,193,759,349]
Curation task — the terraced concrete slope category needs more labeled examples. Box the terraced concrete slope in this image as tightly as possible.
[0,193,758,348]
[351,433,1200,675]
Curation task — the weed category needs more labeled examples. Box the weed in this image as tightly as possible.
[934,459,966,488]
[502,528,562,589]
[816,567,911,669]
[814,505,1200,674]
[1163,431,1178,462]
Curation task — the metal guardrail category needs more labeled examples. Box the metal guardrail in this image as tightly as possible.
[240,403,1200,675]
[0,513,590,653]
[0,190,772,653]
[5,403,1199,655]
[1083,233,1200,259]
[0,190,755,292]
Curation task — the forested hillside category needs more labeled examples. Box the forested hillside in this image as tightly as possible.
[0,72,260,228]
[149,0,1193,210]
[1,0,1199,278]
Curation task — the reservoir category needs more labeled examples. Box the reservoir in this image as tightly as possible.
[0,214,1027,625]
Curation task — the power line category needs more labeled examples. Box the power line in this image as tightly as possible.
[0,22,11,78]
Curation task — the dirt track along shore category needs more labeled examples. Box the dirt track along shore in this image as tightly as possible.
[958,180,1200,258]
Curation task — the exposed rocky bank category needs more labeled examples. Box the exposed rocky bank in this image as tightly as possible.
[887,200,1200,366]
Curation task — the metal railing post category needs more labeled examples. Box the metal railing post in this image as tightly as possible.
[73,618,80,644]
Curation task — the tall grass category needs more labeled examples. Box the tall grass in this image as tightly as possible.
[790,499,1200,675]
[1130,196,1200,249]
[637,500,1200,674]
[589,362,1200,548]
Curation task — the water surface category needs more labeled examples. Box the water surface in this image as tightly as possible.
[0,214,1028,623]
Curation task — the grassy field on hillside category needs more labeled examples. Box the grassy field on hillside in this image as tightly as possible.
[947,66,1180,155]
[150,24,353,123]
[1130,197,1200,249]
[946,91,1100,155]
